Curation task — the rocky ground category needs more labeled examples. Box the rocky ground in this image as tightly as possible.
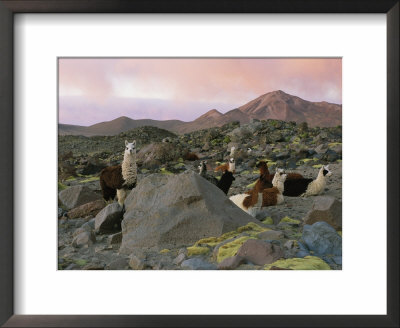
[58,119,342,270]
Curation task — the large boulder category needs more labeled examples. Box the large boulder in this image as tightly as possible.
[303,196,342,230]
[58,185,102,210]
[302,222,342,256]
[95,203,123,234]
[136,142,185,167]
[119,171,258,254]
[67,199,106,219]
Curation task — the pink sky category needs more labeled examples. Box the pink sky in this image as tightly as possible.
[59,58,342,126]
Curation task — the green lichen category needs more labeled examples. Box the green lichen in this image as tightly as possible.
[58,182,67,191]
[223,136,231,143]
[312,164,323,168]
[237,222,270,234]
[246,180,257,188]
[65,176,76,181]
[337,231,342,236]
[279,216,301,224]
[193,223,268,250]
[262,217,274,225]
[328,142,342,147]
[178,157,184,163]
[159,249,170,254]
[174,163,185,169]
[160,168,173,175]
[187,246,210,256]
[241,170,250,175]
[217,236,256,263]
[74,259,88,266]
[264,256,331,270]
[80,176,99,183]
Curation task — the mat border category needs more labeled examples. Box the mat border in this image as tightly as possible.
[1,1,398,327]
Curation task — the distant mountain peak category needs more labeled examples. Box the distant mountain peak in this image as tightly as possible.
[196,109,223,120]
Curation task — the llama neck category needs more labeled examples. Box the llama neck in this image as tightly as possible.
[314,171,327,189]
[228,162,235,172]
[273,179,284,194]
[199,165,206,176]
[122,152,137,184]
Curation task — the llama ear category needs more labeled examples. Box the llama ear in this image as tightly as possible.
[132,140,136,146]
[125,140,128,146]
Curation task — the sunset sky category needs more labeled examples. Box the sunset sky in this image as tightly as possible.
[59,58,342,126]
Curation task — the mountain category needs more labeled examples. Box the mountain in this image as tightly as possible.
[238,90,342,127]
[59,90,342,136]
[59,116,185,136]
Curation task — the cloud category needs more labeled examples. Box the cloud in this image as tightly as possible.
[59,58,342,124]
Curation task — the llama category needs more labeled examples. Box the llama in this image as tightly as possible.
[283,165,332,197]
[215,158,235,173]
[183,151,199,161]
[216,171,235,195]
[230,169,287,212]
[230,146,236,157]
[258,161,304,182]
[100,140,137,207]
[198,160,218,186]
[229,161,274,211]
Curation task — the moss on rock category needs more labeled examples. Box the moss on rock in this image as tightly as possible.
[217,236,256,263]
[187,246,210,256]
[264,256,331,270]
[279,216,301,224]
[262,217,274,225]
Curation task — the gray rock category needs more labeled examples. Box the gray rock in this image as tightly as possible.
[257,230,284,240]
[302,222,342,256]
[95,203,123,234]
[58,207,64,218]
[72,224,92,238]
[217,255,245,270]
[303,196,342,230]
[314,144,328,154]
[72,231,96,248]
[67,199,106,219]
[58,185,102,210]
[129,253,146,270]
[120,171,257,254]
[181,258,217,270]
[173,253,186,266]
[236,239,283,266]
[106,257,129,270]
[108,232,122,245]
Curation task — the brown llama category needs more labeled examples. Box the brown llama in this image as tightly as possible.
[100,140,137,207]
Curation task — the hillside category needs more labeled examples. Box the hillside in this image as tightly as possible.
[59,90,342,136]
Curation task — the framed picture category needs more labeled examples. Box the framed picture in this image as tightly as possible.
[0,1,398,327]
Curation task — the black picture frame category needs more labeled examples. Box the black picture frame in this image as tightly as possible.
[0,1,398,327]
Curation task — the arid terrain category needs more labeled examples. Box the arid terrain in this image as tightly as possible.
[58,117,342,270]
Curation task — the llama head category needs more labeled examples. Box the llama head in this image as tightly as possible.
[272,168,287,186]
[322,165,332,177]
[256,161,269,176]
[229,158,235,164]
[124,140,136,155]
[198,160,207,174]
